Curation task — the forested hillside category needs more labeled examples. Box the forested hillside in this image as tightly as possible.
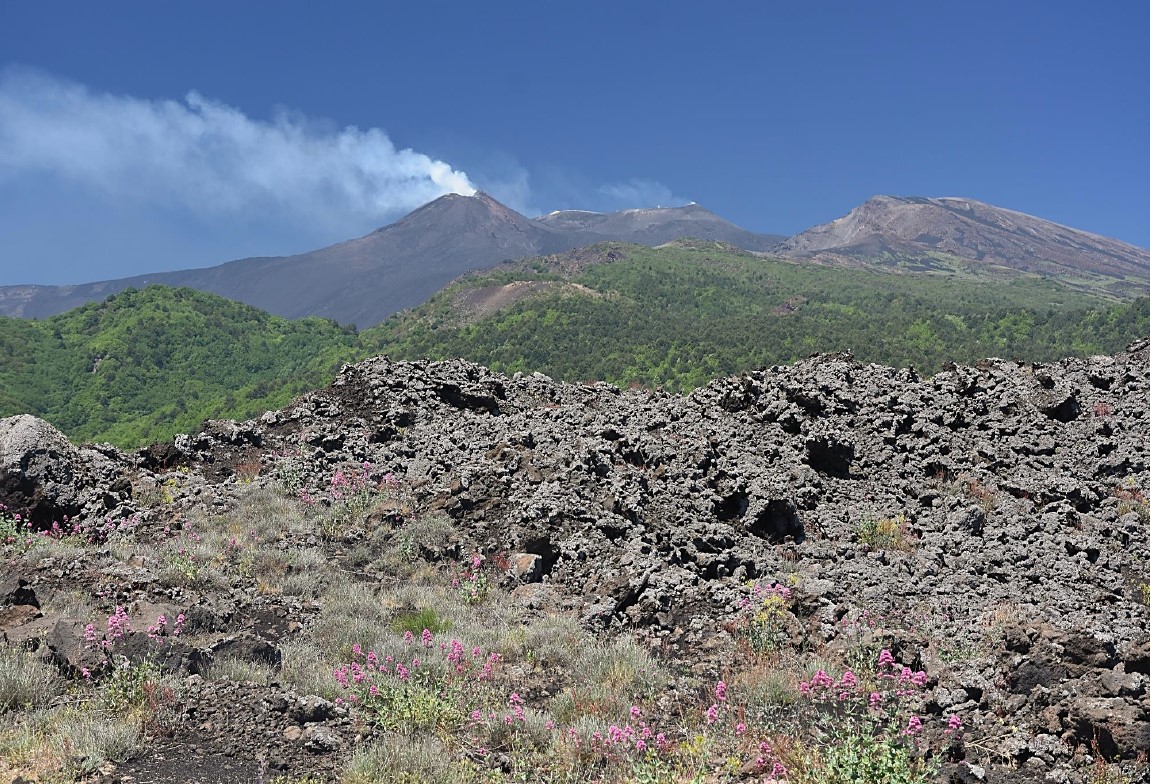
[363,242,1148,390]
[0,287,360,446]
[1,244,1146,448]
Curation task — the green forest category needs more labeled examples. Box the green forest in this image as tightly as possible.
[363,243,1148,390]
[1,243,1146,448]
[0,287,361,446]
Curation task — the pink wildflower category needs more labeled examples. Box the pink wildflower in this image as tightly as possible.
[810,669,833,690]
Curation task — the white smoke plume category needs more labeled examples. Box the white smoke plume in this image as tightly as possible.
[0,68,476,228]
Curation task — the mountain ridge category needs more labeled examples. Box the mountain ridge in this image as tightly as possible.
[0,194,781,326]
[776,195,1148,298]
[0,193,1145,325]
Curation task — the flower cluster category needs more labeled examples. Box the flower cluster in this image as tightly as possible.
[333,630,503,708]
[78,606,188,685]
[146,613,186,642]
[38,513,139,544]
[84,606,132,651]
[702,679,789,778]
[737,580,794,654]
[453,553,492,605]
[0,503,35,550]
[549,706,669,757]
[795,648,963,759]
[797,668,864,703]
[83,607,186,652]
[298,463,396,537]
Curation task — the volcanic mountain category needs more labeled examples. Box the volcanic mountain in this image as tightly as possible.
[0,194,782,327]
[1,193,1144,325]
[775,195,1149,298]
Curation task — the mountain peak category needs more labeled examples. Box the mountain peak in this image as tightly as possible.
[778,195,1148,298]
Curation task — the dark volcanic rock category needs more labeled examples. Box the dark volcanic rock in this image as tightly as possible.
[0,414,132,528]
[7,339,1149,781]
[240,342,1146,772]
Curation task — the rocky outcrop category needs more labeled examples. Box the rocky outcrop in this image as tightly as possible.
[247,342,1147,772]
[0,414,132,528]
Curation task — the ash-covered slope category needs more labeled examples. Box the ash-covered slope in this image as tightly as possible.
[777,196,1150,298]
[537,203,784,250]
[2,343,1147,777]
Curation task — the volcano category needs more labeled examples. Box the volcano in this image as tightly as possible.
[0,193,780,327]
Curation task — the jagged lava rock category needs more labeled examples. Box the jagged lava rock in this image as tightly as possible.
[9,339,1149,776]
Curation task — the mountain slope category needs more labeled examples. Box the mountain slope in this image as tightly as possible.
[362,241,1149,392]
[776,195,1149,298]
[536,203,784,250]
[0,195,780,326]
[0,193,576,328]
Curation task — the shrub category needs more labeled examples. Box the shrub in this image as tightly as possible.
[736,581,794,655]
[390,608,452,636]
[857,514,917,551]
[48,705,143,778]
[342,735,481,784]
[801,725,934,784]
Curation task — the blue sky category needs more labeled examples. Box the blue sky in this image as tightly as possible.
[0,1,1146,285]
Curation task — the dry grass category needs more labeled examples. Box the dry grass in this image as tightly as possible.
[0,648,64,713]
[202,653,276,686]
[342,734,476,784]
[278,638,341,700]
[523,613,584,669]
[0,704,142,781]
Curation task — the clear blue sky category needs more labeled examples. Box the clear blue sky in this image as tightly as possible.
[0,1,1147,285]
